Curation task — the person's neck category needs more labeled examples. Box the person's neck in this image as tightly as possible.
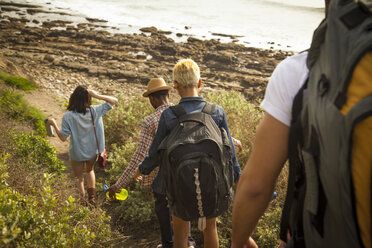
[155,99,169,109]
[179,87,199,98]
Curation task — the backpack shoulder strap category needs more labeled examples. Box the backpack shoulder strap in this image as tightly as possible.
[280,79,308,244]
[202,102,216,115]
[307,19,327,70]
[170,104,187,119]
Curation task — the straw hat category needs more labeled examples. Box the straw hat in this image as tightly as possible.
[143,78,171,97]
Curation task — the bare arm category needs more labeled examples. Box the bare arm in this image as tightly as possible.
[88,89,118,106]
[47,118,67,142]
[232,113,289,248]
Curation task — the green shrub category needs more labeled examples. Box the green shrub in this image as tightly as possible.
[105,141,137,183]
[205,90,263,166]
[0,71,37,91]
[0,89,46,136]
[11,131,65,174]
[104,94,153,147]
[111,184,157,230]
[0,154,111,247]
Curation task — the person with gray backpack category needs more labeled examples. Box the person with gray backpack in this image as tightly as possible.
[232,0,372,247]
[135,59,242,248]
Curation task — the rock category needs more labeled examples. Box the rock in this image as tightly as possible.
[136,54,147,60]
[116,78,127,83]
[1,7,19,12]
[26,8,42,15]
[204,51,237,64]
[187,37,201,43]
[0,6,290,102]
[0,2,39,8]
[156,43,177,55]
[140,26,157,33]
[86,17,108,23]
[158,30,172,35]
[211,32,240,39]
[44,54,54,62]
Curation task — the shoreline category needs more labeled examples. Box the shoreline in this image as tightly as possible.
[0,1,293,102]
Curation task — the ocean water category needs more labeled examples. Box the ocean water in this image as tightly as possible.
[16,0,324,51]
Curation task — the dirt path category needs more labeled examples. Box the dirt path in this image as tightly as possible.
[23,89,72,175]
[24,89,160,247]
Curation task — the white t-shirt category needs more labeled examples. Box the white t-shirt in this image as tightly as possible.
[260,52,309,127]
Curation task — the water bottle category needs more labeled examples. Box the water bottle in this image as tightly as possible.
[103,184,128,200]
[44,119,55,137]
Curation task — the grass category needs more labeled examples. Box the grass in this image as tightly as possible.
[0,80,112,247]
[0,88,47,136]
[0,70,37,91]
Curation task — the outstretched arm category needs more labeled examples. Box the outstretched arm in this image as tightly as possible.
[232,113,289,248]
[88,89,118,106]
[109,120,152,198]
[47,118,67,142]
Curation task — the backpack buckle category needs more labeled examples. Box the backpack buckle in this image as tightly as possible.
[317,74,330,96]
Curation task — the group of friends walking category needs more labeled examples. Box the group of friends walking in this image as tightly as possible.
[47,0,372,247]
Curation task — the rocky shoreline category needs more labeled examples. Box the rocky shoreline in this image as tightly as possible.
[0,1,293,102]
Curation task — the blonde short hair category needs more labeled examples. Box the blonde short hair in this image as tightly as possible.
[172,59,200,88]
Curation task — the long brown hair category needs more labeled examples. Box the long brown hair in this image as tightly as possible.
[67,85,92,114]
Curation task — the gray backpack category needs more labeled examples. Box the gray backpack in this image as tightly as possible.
[280,0,372,247]
[158,102,234,230]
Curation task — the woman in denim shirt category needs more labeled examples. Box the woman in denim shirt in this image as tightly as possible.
[48,86,117,205]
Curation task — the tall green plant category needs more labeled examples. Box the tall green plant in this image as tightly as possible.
[12,131,65,174]
[0,166,110,247]
[0,89,46,136]
[205,90,263,165]
[104,94,152,147]
[105,141,137,183]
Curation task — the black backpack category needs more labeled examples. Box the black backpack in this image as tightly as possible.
[280,0,372,247]
[158,102,234,230]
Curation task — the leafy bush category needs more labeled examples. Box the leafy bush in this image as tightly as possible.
[0,154,111,247]
[105,141,137,183]
[111,184,157,230]
[11,131,65,174]
[205,90,263,166]
[0,89,46,136]
[104,94,152,147]
[0,71,37,91]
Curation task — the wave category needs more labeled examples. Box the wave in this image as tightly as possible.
[259,0,325,13]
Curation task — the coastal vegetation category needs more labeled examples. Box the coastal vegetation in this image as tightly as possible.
[0,71,288,246]
[0,78,111,247]
[0,2,291,245]
[101,90,287,247]
[0,71,37,91]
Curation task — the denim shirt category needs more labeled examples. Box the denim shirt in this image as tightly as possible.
[139,96,241,194]
[60,102,113,161]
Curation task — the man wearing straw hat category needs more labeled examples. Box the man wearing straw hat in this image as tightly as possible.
[108,78,196,248]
